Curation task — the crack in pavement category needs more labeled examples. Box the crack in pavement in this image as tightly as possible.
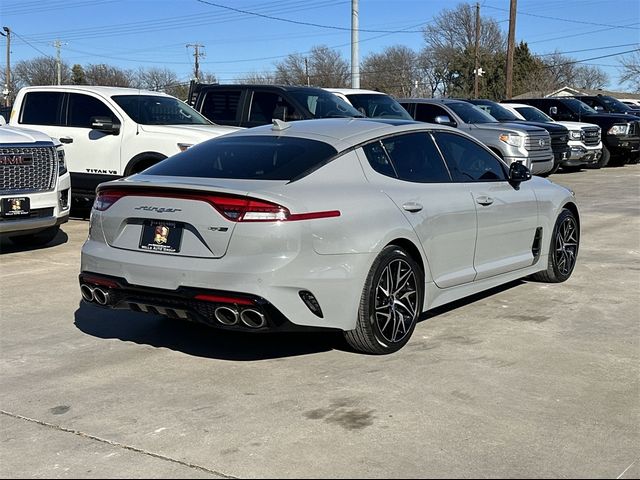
[1,409,236,479]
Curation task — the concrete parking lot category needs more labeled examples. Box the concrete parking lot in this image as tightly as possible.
[1,166,639,479]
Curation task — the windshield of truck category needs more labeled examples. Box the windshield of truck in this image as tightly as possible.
[598,95,635,113]
[563,98,598,115]
[346,94,413,120]
[288,90,362,119]
[112,95,213,125]
[515,106,554,123]
[472,101,520,121]
[448,102,497,124]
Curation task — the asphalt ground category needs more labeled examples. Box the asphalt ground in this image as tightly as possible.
[1,165,639,479]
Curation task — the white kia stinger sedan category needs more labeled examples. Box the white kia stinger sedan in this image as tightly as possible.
[80,118,579,354]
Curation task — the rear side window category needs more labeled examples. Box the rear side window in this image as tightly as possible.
[249,92,302,123]
[432,131,506,182]
[68,93,116,128]
[20,92,64,125]
[201,91,241,123]
[362,132,451,183]
[415,103,449,123]
[144,136,338,181]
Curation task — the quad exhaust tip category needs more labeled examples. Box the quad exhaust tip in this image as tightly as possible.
[214,306,239,326]
[240,309,267,329]
[80,284,94,302]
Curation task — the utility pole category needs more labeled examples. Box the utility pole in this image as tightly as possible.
[304,57,310,86]
[186,43,205,82]
[505,0,517,99]
[1,27,10,107]
[473,3,480,99]
[351,0,359,88]
[52,39,65,85]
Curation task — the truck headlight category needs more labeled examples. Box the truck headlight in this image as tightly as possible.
[499,133,523,147]
[56,146,67,175]
[570,130,581,140]
[608,124,629,135]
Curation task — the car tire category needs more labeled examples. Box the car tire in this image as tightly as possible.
[8,226,60,247]
[596,145,611,168]
[531,209,579,283]
[344,245,423,355]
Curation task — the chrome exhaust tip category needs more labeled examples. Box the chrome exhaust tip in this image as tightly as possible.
[214,306,239,326]
[240,309,267,329]
[80,284,95,303]
[93,287,109,306]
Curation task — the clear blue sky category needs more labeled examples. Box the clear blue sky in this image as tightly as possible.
[1,0,639,90]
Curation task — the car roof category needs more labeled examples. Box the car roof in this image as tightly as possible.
[216,117,459,151]
[399,98,470,105]
[19,85,173,98]
[325,88,390,96]
[195,84,333,94]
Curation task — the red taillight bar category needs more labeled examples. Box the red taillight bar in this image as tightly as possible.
[94,187,340,222]
[81,274,120,289]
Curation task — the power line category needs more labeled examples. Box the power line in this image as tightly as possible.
[528,22,640,44]
[195,0,425,33]
[484,5,638,30]
[536,43,640,57]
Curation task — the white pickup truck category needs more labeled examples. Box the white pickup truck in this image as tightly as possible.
[0,118,70,246]
[9,85,240,206]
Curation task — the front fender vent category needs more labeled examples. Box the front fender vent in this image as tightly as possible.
[532,227,543,264]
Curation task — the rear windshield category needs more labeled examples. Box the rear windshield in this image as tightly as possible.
[143,135,338,180]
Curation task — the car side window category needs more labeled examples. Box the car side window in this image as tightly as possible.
[432,131,507,182]
[20,92,64,126]
[249,92,302,123]
[67,93,117,128]
[362,141,397,178]
[415,103,449,123]
[201,91,241,123]
[377,132,451,183]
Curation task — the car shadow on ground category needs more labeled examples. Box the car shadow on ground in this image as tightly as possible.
[0,229,69,254]
[74,280,526,360]
[74,302,346,360]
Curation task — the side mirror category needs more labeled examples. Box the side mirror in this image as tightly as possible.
[434,115,456,127]
[549,106,558,116]
[509,161,531,186]
[90,116,120,135]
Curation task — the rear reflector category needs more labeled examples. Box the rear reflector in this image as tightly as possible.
[94,187,340,222]
[194,294,254,305]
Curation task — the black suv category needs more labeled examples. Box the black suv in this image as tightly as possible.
[572,94,640,121]
[186,83,362,128]
[462,99,571,174]
[503,97,640,166]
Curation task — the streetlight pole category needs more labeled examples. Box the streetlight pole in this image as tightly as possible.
[1,27,10,107]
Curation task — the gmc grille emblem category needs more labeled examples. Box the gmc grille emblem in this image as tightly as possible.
[0,155,33,165]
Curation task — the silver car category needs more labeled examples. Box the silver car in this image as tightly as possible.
[80,118,580,354]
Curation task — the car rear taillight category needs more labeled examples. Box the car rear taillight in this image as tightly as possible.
[94,189,128,211]
[94,187,340,222]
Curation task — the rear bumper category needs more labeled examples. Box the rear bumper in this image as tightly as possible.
[80,238,375,331]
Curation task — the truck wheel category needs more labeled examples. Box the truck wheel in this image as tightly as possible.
[8,226,60,247]
[594,145,610,168]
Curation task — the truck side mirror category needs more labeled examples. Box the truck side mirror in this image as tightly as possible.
[434,115,456,127]
[90,116,120,135]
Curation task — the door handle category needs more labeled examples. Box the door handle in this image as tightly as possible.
[402,202,423,212]
[476,195,494,206]
[59,137,74,144]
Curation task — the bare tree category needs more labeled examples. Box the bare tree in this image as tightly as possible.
[13,56,71,87]
[84,64,134,86]
[573,65,609,90]
[135,67,179,91]
[421,3,506,97]
[274,45,349,87]
[236,71,276,84]
[619,50,640,92]
[361,45,417,97]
